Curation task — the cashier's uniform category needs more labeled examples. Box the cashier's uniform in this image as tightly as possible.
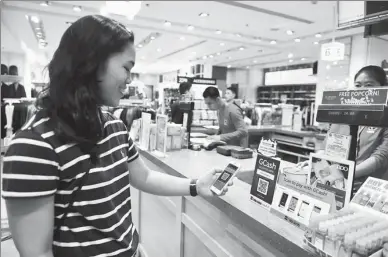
[217,102,248,147]
[326,124,388,188]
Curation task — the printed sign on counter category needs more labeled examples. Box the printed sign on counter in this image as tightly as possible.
[324,132,351,159]
[308,153,355,211]
[270,176,335,229]
[155,115,168,156]
[258,138,277,157]
[250,154,280,210]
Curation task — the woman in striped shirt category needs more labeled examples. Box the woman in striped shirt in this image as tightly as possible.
[2,15,231,257]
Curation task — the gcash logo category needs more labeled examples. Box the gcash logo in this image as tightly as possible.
[335,164,348,172]
[259,158,277,171]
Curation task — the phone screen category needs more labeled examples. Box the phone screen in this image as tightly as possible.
[212,163,239,191]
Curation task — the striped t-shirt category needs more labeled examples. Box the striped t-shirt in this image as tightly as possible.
[2,110,139,257]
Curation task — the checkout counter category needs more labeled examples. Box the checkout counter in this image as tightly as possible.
[132,147,316,257]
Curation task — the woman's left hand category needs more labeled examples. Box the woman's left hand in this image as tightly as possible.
[196,169,234,198]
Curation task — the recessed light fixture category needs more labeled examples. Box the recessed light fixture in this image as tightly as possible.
[289,59,293,63]
[209,55,214,58]
[40,1,49,7]
[187,25,195,30]
[228,56,232,59]
[236,34,242,38]
[288,53,293,58]
[253,60,257,63]
[313,41,319,45]
[31,16,40,23]
[199,12,209,17]
[203,56,208,60]
[326,65,331,70]
[246,66,250,69]
[216,52,221,56]
[227,65,232,68]
[294,38,301,42]
[180,36,185,41]
[333,61,338,65]
[164,21,171,26]
[239,47,245,51]
[150,36,156,40]
[215,30,222,34]
[157,48,162,52]
[270,40,277,45]
[73,5,82,12]
[220,42,225,46]
[315,33,322,38]
[301,57,306,61]
[286,30,294,35]
[138,44,143,48]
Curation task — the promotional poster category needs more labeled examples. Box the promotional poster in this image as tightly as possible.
[308,153,355,210]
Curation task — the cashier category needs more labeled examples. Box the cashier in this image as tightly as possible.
[225,87,238,104]
[316,65,388,187]
[203,86,248,146]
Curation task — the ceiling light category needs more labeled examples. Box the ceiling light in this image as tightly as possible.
[315,33,322,38]
[187,25,195,30]
[220,42,225,46]
[246,66,250,69]
[209,55,214,58]
[326,65,331,70]
[40,1,49,7]
[228,56,232,59]
[35,27,41,30]
[270,40,277,44]
[157,48,162,52]
[164,21,171,26]
[180,36,185,40]
[227,65,232,68]
[138,44,143,48]
[294,38,301,42]
[236,34,242,37]
[31,16,40,23]
[215,30,222,34]
[239,47,245,51]
[289,59,293,63]
[216,52,221,56]
[73,5,82,12]
[199,12,209,17]
[253,60,257,63]
[286,30,294,35]
[203,56,208,60]
[301,57,306,61]
[150,36,156,40]
[313,41,319,45]
[288,53,293,58]
[333,61,338,65]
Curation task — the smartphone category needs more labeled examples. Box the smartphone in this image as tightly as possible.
[279,192,289,208]
[210,162,241,195]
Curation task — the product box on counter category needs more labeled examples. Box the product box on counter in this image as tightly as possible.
[304,177,388,257]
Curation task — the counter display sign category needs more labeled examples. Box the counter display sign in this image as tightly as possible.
[250,154,280,210]
[324,132,351,160]
[177,76,217,85]
[155,115,168,156]
[258,138,277,157]
[317,88,388,126]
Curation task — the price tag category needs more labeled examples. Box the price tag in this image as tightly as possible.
[321,42,345,61]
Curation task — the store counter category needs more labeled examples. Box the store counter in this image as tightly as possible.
[133,148,315,257]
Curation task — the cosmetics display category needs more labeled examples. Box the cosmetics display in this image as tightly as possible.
[304,177,388,257]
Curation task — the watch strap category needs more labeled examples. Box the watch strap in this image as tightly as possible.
[190,179,198,197]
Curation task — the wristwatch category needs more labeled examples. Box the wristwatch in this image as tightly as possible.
[190,179,198,197]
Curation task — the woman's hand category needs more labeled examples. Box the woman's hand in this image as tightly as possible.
[196,169,234,198]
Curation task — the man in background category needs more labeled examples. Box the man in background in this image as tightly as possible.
[170,82,192,124]
[203,86,248,147]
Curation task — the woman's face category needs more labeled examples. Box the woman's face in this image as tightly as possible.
[97,44,136,106]
[354,71,381,88]
[225,89,236,102]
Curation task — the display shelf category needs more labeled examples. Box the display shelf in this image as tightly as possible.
[257,84,316,104]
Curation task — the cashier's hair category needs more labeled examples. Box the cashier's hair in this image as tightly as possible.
[354,65,387,86]
[226,87,238,98]
[179,82,192,95]
[203,86,220,99]
[36,15,134,149]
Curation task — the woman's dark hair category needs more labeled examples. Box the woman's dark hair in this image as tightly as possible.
[354,65,387,85]
[179,82,192,95]
[37,15,134,156]
[203,86,220,99]
[226,87,238,98]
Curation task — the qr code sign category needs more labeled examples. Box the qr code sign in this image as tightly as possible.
[257,178,269,195]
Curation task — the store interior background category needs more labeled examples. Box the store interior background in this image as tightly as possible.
[2,1,388,257]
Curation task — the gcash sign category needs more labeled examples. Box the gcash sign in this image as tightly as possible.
[258,158,278,172]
